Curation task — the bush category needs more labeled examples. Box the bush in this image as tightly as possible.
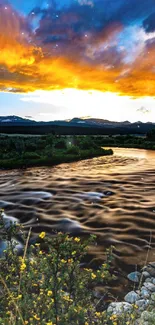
[0,210,115,325]
[147,128,155,141]
[66,145,80,155]
[22,152,40,159]
[78,137,98,150]
[55,139,67,150]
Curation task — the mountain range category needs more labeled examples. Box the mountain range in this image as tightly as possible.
[0,115,154,135]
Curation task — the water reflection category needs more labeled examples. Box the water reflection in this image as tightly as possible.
[0,148,155,274]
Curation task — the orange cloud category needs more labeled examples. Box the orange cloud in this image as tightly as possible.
[0,3,155,97]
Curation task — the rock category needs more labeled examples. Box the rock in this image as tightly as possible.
[145,278,152,283]
[107,302,133,315]
[127,271,141,283]
[144,282,155,292]
[142,271,151,279]
[152,278,155,285]
[151,292,155,301]
[143,263,155,277]
[141,287,150,299]
[141,310,155,322]
[135,299,149,310]
[124,291,140,304]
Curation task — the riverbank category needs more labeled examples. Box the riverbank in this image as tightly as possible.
[107,264,155,324]
[92,134,155,151]
[0,148,113,169]
[0,134,113,169]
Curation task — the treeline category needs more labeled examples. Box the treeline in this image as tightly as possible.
[0,135,113,169]
[0,124,147,135]
[94,133,155,149]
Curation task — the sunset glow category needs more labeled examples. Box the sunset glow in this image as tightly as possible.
[0,0,155,121]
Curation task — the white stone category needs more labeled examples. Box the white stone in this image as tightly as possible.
[142,271,151,278]
[144,282,155,292]
[151,292,155,301]
[141,287,150,299]
[135,299,149,308]
[145,278,152,283]
[107,302,133,315]
[124,291,140,303]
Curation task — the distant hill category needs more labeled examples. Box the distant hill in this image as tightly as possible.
[0,115,154,135]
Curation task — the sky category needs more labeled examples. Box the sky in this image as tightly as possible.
[0,0,155,122]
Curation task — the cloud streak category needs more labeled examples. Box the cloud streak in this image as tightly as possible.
[0,0,155,97]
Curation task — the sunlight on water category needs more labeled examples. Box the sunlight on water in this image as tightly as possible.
[0,148,155,293]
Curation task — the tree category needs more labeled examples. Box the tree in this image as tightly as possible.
[146,128,155,141]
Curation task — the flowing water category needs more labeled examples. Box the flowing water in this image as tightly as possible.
[0,148,155,295]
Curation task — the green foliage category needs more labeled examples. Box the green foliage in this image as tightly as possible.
[22,152,40,160]
[46,135,55,147]
[66,145,80,155]
[76,136,98,150]
[55,139,67,150]
[0,135,113,169]
[146,128,155,141]
[0,210,115,325]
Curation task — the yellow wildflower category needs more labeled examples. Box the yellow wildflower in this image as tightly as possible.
[91,273,97,279]
[61,259,67,263]
[110,315,117,320]
[85,322,89,325]
[102,263,107,267]
[46,322,53,325]
[20,261,26,272]
[133,304,138,309]
[39,251,43,255]
[39,232,46,239]
[17,295,22,299]
[74,237,80,242]
[95,312,101,316]
[63,295,73,302]
[68,258,73,263]
[33,315,40,320]
[72,251,76,255]
[24,321,28,325]
[47,290,53,296]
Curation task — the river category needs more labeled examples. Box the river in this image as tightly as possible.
[0,148,155,294]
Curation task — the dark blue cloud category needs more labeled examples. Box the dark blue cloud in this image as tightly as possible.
[30,0,155,50]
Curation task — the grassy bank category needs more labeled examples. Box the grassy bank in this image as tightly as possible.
[0,135,113,170]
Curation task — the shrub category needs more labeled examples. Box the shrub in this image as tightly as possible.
[55,139,67,150]
[22,152,40,159]
[66,145,80,155]
[0,210,115,325]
